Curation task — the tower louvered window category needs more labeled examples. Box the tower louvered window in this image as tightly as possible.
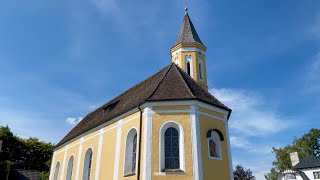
[165,127,180,169]
[187,61,191,76]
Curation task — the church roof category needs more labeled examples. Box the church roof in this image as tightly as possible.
[293,157,320,169]
[55,63,231,148]
[174,13,205,46]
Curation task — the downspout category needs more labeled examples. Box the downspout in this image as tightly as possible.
[137,104,143,180]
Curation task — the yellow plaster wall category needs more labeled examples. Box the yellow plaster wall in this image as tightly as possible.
[50,110,142,180]
[199,107,225,119]
[98,124,117,180]
[151,112,194,180]
[153,105,189,111]
[51,106,231,180]
[199,114,231,180]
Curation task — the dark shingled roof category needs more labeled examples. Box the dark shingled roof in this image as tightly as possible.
[293,157,320,169]
[174,13,205,46]
[56,63,231,148]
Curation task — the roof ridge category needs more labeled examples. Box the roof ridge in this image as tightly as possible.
[173,63,197,98]
[146,63,174,101]
[174,64,231,110]
[96,64,172,110]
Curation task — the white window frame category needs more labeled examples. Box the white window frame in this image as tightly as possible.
[66,155,74,180]
[314,171,320,179]
[185,55,193,78]
[53,161,60,180]
[123,127,139,177]
[207,131,222,160]
[158,121,185,174]
[82,147,93,180]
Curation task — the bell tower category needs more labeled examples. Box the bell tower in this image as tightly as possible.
[170,6,208,91]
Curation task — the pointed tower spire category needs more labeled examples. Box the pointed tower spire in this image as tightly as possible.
[170,9,208,91]
[174,12,205,47]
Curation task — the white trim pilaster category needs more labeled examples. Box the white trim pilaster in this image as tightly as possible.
[142,107,153,180]
[75,137,84,180]
[225,118,234,180]
[60,145,68,180]
[113,120,123,180]
[95,129,104,180]
[190,105,203,180]
[49,152,56,180]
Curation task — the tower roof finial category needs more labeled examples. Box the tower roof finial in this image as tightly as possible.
[185,0,188,15]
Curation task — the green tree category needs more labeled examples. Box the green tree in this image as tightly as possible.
[265,128,320,180]
[0,126,54,175]
[233,165,256,180]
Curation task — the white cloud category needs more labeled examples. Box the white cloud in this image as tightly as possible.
[65,117,83,125]
[211,88,290,136]
[230,136,274,155]
[89,105,98,110]
[230,136,251,149]
[305,53,320,93]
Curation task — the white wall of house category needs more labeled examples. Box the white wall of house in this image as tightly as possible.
[302,168,320,180]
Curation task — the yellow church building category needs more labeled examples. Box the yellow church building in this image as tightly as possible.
[49,8,233,180]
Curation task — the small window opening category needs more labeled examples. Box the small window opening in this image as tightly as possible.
[187,62,191,76]
[199,62,203,80]
[103,101,119,114]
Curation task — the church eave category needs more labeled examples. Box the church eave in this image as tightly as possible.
[170,42,207,53]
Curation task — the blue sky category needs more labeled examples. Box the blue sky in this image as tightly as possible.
[0,0,319,179]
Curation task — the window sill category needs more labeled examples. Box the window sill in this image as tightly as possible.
[155,169,185,175]
[209,156,222,160]
[123,172,136,177]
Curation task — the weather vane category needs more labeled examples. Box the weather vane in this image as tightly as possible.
[185,0,188,14]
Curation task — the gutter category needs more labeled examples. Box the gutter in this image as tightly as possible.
[137,104,143,180]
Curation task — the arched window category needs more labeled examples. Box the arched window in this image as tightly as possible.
[199,59,203,80]
[66,155,74,180]
[185,55,192,77]
[165,127,179,169]
[124,128,138,176]
[82,148,93,180]
[53,161,60,180]
[207,129,224,159]
[159,121,185,173]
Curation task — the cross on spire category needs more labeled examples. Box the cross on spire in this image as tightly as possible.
[185,0,188,15]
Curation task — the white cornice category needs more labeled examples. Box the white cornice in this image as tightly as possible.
[171,47,206,56]
[54,100,230,152]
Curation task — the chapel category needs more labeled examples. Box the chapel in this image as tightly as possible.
[49,7,233,180]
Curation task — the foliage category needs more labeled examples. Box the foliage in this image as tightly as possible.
[233,165,256,180]
[40,171,50,180]
[264,128,320,180]
[0,125,54,173]
[264,168,278,180]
